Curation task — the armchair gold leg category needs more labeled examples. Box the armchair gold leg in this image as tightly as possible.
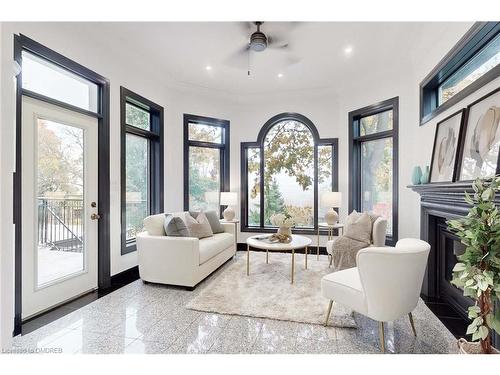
[378,322,385,353]
[324,300,334,326]
[408,312,417,336]
[247,244,250,276]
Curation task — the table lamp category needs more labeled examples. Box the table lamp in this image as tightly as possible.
[321,191,341,225]
[220,192,238,221]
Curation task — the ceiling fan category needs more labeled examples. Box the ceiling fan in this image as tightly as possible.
[225,21,300,75]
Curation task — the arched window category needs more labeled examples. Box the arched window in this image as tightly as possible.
[241,113,338,233]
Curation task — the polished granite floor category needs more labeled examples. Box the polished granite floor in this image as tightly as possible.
[11,253,458,354]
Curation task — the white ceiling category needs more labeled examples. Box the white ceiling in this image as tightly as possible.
[64,22,472,96]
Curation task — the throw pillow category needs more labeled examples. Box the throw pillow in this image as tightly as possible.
[185,212,214,239]
[344,211,372,245]
[164,214,190,237]
[189,210,224,234]
[349,210,381,242]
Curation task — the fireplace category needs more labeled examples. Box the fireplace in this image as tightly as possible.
[433,218,472,317]
[410,182,499,348]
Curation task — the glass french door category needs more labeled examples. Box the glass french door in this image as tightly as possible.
[21,96,99,319]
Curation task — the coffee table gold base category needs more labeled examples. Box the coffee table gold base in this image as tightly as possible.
[246,245,309,284]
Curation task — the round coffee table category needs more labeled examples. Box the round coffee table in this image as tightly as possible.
[246,234,312,284]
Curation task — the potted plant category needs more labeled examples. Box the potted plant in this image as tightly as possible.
[447,176,500,354]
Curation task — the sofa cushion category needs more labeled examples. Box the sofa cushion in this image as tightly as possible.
[189,210,224,234]
[321,268,367,315]
[199,232,234,265]
[143,213,166,236]
[185,212,213,239]
[164,214,190,237]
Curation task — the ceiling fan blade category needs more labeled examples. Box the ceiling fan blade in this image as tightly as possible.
[237,21,253,36]
[267,35,290,49]
[223,44,250,69]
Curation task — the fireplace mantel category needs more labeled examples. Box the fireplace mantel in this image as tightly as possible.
[409,182,500,210]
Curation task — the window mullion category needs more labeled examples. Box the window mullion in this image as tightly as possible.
[259,146,265,229]
[313,143,319,230]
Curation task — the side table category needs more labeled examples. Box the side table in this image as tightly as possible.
[317,222,344,260]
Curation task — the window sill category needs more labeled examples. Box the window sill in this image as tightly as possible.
[121,241,137,255]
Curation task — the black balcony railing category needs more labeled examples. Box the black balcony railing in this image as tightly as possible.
[38,197,84,253]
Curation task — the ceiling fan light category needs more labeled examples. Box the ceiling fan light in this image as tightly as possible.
[250,31,267,52]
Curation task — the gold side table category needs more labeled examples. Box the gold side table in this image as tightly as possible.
[220,219,239,255]
[317,222,344,260]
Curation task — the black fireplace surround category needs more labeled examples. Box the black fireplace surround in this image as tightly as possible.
[410,182,499,348]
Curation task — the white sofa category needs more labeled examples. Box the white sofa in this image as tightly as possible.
[136,213,236,289]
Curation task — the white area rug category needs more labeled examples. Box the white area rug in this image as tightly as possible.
[187,251,357,327]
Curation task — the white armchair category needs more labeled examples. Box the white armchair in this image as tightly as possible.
[321,238,430,352]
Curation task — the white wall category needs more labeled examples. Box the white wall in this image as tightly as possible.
[1,21,494,349]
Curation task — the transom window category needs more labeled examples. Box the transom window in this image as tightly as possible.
[184,114,230,214]
[21,50,99,113]
[241,113,338,233]
[420,22,500,125]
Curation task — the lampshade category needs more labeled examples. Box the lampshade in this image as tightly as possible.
[320,191,341,208]
[220,192,237,206]
[204,191,220,204]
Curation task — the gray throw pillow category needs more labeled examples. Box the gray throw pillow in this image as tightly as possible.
[185,212,213,239]
[164,214,190,237]
[189,210,224,234]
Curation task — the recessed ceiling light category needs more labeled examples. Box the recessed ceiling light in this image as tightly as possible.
[205,65,212,71]
[277,73,284,78]
[344,46,353,55]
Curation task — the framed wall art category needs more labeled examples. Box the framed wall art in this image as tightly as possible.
[458,87,500,181]
[429,109,465,183]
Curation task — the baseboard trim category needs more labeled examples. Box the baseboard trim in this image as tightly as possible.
[110,265,140,288]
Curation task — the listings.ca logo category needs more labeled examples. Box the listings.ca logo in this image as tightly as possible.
[2,347,63,354]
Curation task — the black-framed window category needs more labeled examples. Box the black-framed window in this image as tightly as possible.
[349,97,399,245]
[121,87,164,255]
[420,22,500,125]
[241,112,339,234]
[183,114,230,214]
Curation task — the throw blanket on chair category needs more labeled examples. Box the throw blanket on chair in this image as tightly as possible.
[331,236,368,270]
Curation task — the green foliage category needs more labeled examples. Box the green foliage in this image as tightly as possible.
[126,103,150,130]
[188,125,221,211]
[37,121,84,196]
[247,121,332,198]
[125,134,148,238]
[447,176,500,352]
[246,121,331,227]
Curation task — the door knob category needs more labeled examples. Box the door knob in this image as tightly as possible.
[91,213,101,220]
